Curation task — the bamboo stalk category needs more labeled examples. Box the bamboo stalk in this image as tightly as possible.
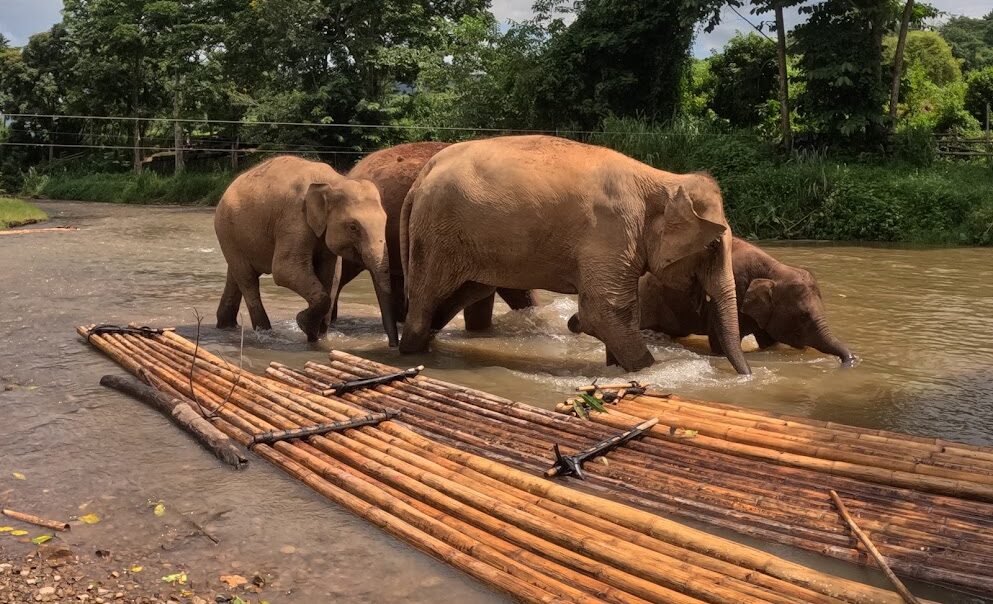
[829,491,920,604]
[100,374,248,468]
[1,508,70,532]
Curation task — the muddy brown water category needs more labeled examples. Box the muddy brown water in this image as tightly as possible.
[2,201,991,603]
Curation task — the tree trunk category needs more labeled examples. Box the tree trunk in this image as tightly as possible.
[889,0,915,127]
[132,117,142,175]
[774,4,792,150]
[173,81,184,175]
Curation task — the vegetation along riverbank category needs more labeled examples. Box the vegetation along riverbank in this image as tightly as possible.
[0,197,47,229]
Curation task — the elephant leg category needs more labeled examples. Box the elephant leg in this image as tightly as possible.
[463,294,496,331]
[400,275,467,354]
[216,267,242,329]
[390,272,407,324]
[315,254,343,337]
[434,282,496,330]
[578,283,654,372]
[497,288,536,310]
[229,262,271,331]
[754,329,778,350]
[324,260,363,326]
[272,248,331,343]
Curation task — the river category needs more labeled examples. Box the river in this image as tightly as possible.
[2,201,991,602]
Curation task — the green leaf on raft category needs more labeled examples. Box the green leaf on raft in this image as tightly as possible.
[580,393,606,413]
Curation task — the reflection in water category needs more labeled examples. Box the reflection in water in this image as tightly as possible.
[2,202,991,602]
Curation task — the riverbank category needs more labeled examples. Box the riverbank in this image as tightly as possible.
[0,198,48,229]
[31,140,993,245]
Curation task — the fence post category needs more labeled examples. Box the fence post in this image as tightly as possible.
[986,103,991,169]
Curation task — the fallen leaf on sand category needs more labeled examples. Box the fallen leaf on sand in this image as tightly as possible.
[10,530,28,536]
[31,535,52,545]
[153,503,165,517]
[130,565,143,573]
[162,572,188,585]
[79,513,100,525]
[12,472,25,480]
[220,574,248,588]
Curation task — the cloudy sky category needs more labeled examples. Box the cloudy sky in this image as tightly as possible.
[1,0,989,57]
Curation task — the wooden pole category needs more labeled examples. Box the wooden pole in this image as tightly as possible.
[99,374,248,469]
[1,508,70,532]
[829,491,920,604]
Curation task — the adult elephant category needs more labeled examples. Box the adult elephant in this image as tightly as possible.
[339,142,536,329]
[214,155,398,346]
[399,135,750,374]
[567,238,854,364]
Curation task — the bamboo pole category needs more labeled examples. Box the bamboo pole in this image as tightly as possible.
[80,330,979,601]
[829,491,920,604]
[295,361,993,581]
[1,508,70,532]
[303,362,993,546]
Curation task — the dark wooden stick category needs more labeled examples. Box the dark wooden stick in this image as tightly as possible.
[100,374,248,469]
[829,490,920,604]
[1,508,70,532]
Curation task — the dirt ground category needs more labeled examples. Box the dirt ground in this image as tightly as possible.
[0,539,269,604]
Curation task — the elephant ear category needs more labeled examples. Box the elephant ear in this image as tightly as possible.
[742,278,775,327]
[653,186,727,271]
[304,182,332,237]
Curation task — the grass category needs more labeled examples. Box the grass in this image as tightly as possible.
[37,171,234,206]
[594,117,993,245]
[0,197,48,229]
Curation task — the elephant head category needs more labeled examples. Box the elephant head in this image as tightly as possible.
[646,179,751,375]
[741,272,854,365]
[304,180,398,347]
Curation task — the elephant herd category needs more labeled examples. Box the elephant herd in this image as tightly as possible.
[213,136,852,375]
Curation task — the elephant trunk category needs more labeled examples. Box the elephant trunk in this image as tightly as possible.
[703,239,751,375]
[811,318,854,366]
[363,246,399,347]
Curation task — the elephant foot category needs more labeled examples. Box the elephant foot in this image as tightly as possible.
[216,318,239,330]
[567,314,582,334]
[296,309,326,342]
[612,349,655,372]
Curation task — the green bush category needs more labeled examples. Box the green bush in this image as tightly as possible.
[594,117,993,244]
[965,67,993,122]
[39,171,234,205]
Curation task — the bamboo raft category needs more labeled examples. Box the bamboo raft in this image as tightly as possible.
[78,325,923,604]
[266,352,993,596]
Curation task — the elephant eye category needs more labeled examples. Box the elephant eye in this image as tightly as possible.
[348,222,361,235]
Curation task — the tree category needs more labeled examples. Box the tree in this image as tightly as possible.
[939,13,993,73]
[885,30,962,86]
[792,0,897,143]
[888,0,915,125]
[965,67,993,124]
[527,0,725,130]
[708,33,778,127]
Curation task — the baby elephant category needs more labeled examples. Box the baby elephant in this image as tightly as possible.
[568,238,854,364]
[214,156,398,345]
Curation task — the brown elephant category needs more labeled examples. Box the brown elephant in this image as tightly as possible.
[567,238,854,364]
[399,135,750,374]
[338,142,536,329]
[214,155,398,345]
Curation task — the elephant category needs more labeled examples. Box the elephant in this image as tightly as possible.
[338,141,536,330]
[398,135,751,374]
[567,237,854,364]
[213,155,398,345]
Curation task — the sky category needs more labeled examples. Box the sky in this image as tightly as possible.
[1,0,990,58]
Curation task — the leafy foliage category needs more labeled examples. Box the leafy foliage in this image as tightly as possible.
[939,12,993,72]
[792,0,895,144]
[708,33,778,128]
[884,30,962,86]
[964,67,993,123]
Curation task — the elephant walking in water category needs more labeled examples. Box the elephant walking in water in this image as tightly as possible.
[213,156,398,345]
[338,142,536,330]
[399,135,751,374]
[568,237,854,364]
